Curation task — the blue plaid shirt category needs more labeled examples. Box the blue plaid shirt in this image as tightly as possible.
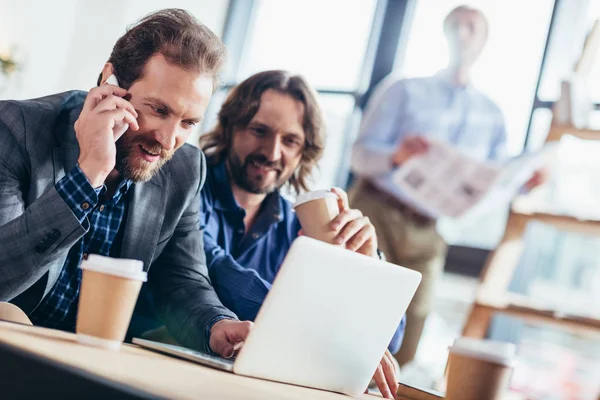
[29,165,132,331]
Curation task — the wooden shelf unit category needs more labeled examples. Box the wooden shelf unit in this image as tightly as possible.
[462,123,600,340]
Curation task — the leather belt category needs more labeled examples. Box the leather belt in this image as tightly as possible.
[361,180,435,227]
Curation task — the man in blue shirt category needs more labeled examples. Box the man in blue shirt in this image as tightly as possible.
[348,5,545,367]
[199,70,403,399]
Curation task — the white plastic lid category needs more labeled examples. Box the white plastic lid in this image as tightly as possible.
[80,254,146,282]
[449,338,516,367]
[293,190,338,208]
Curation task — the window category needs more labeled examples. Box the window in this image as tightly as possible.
[311,94,358,189]
[123,0,230,38]
[538,0,600,103]
[207,0,381,190]
[236,0,378,91]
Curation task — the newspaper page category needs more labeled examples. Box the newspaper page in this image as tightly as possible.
[391,139,556,218]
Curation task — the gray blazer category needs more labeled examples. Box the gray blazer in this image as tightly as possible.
[0,91,236,350]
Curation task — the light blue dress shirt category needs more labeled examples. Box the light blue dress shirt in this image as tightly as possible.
[351,72,508,219]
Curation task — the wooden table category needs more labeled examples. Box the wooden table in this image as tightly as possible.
[0,321,380,399]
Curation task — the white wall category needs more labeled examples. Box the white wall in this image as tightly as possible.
[0,0,78,99]
[0,0,230,100]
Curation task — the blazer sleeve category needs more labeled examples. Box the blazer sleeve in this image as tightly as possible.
[0,102,88,301]
[148,152,237,352]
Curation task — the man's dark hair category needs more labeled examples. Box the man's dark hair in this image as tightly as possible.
[97,8,227,89]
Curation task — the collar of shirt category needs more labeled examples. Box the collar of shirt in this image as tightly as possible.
[434,69,474,94]
[201,159,303,319]
[211,160,284,232]
[98,178,133,204]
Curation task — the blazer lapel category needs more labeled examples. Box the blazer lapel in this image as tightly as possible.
[121,170,169,270]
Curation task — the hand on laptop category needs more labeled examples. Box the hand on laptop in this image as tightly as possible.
[209,319,254,358]
[329,187,378,257]
[370,349,399,399]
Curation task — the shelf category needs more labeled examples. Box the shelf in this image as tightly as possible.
[465,208,600,339]
[463,120,600,341]
[545,124,600,142]
[472,292,600,337]
[509,208,600,235]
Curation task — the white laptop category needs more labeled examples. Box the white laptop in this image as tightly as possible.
[134,236,421,396]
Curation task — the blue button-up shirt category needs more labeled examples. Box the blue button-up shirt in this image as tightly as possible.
[201,160,405,353]
[29,165,132,331]
[351,72,507,218]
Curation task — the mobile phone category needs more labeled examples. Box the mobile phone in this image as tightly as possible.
[105,74,130,138]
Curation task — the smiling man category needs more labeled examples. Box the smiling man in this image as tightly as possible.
[0,9,250,356]
[199,70,404,398]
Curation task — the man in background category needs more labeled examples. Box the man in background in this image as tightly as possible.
[199,70,403,398]
[348,5,545,367]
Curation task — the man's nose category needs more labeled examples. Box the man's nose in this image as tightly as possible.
[154,120,179,151]
[262,137,282,162]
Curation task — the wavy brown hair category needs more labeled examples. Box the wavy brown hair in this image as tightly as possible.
[97,9,227,90]
[200,70,325,194]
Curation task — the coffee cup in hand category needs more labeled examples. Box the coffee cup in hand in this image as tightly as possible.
[76,255,146,351]
[293,190,340,245]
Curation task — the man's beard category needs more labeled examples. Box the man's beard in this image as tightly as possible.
[227,152,287,194]
[115,134,174,182]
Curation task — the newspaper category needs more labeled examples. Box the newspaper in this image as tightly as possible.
[391,139,557,218]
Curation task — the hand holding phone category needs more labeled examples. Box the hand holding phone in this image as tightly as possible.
[74,75,139,187]
[105,74,130,139]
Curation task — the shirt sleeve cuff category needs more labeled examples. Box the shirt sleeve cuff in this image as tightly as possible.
[204,314,236,354]
[55,165,104,223]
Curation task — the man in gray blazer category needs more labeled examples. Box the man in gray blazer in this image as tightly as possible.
[0,9,249,357]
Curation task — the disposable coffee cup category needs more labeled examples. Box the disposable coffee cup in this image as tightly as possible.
[293,190,340,244]
[446,338,516,400]
[76,255,146,351]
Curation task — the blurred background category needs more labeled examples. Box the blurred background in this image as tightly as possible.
[1,1,599,398]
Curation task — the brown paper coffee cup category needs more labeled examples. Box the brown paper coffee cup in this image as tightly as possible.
[76,255,146,351]
[446,338,515,400]
[293,190,340,244]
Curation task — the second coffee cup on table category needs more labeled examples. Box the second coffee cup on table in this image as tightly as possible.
[293,190,340,244]
[446,337,516,400]
[76,255,146,351]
